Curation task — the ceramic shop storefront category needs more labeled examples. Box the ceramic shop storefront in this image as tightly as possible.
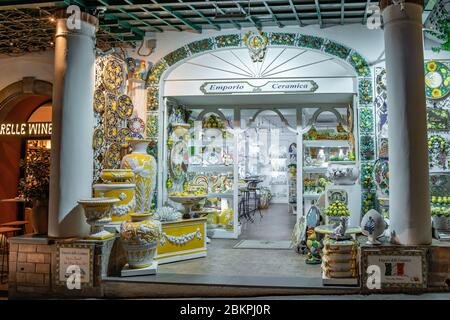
[6,3,450,298]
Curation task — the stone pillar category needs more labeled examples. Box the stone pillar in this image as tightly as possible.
[380,0,432,245]
[48,12,98,238]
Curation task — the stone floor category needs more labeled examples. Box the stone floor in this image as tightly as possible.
[158,203,312,279]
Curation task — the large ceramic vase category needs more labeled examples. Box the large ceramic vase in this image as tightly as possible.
[77,197,119,240]
[31,199,48,235]
[327,162,359,185]
[121,139,157,213]
[94,169,136,222]
[120,213,162,269]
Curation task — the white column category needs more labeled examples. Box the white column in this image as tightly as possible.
[48,12,98,238]
[381,0,432,245]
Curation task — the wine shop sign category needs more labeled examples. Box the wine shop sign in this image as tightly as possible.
[0,122,52,136]
[200,80,318,95]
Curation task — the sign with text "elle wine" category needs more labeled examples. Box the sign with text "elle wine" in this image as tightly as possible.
[200,80,318,95]
[0,122,52,136]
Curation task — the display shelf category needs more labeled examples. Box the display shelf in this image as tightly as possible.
[206,192,233,198]
[188,165,234,173]
[303,193,321,200]
[303,166,328,174]
[303,140,350,148]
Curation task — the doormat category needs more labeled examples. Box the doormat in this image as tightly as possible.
[233,240,293,250]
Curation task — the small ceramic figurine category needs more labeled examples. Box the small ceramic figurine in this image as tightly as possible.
[361,209,386,245]
[305,228,322,264]
[333,216,348,238]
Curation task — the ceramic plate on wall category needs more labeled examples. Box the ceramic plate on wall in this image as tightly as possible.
[425,61,449,100]
[102,58,124,92]
[92,128,104,150]
[104,143,121,168]
[93,89,106,114]
[128,117,145,133]
[117,94,134,119]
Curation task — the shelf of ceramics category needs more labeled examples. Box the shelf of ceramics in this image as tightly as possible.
[429,170,450,174]
[188,165,234,173]
[303,193,322,200]
[206,192,233,199]
[303,166,328,174]
[155,217,207,264]
[303,140,350,148]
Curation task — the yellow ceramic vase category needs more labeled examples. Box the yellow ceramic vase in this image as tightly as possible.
[121,139,157,213]
[93,183,135,222]
[120,213,162,269]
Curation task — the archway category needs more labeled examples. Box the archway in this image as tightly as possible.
[0,77,52,224]
[146,32,376,215]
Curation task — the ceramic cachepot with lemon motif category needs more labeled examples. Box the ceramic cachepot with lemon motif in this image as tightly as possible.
[78,197,119,240]
[93,183,135,222]
[121,138,157,213]
[100,169,135,184]
[120,213,162,269]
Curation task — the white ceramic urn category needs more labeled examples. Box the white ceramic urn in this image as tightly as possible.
[327,161,359,185]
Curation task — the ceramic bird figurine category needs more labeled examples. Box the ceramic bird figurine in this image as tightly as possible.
[333,216,348,238]
[305,228,322,265]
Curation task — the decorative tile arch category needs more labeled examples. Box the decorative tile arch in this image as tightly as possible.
[146,32,377,213]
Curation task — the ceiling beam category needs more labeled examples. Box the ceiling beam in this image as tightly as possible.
[235,1,261,30]
[149,0,202,33]
[341,0,345,25]
[262,0,284,27]
[123,0,179,32]
[362,0,371,25]
[314,0,323,28]
[103,13,145,38]
[288,0,303,27]
[211,2,241,29]
[178,0,220,31]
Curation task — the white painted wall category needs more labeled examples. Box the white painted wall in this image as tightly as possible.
[0,50,54,89]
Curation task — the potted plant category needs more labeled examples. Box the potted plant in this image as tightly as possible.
[431,207,449,230]
[18,147,51,234]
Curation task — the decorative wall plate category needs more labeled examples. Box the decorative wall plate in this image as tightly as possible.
[204,146,221,165]
[106,93,118,112]
[118,127,131,142]
[93,89,106,114]
[103,59,124,92]
[193,175,208,191]
[92,128,104,150]
[104,143,121,168]
[105,110,118,127]
[128,117,145,133]
[170,140,189,181]
[105,126,118,141]
[117,94,134,119]
[425,61,449,100]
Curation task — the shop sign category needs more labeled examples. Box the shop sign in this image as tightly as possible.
[0,122,52,136]
[362,249,427,290]
[200,80,318,95]
[56,244,94,288]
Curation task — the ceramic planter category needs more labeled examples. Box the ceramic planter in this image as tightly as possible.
[31,199,48,235]
[77,197,119,240]
[120,213,162,269]
[433,215,449,230]
[100,169,135,184]
[327,162,359,185]
[93,183,135,222]
[121,139,157,213]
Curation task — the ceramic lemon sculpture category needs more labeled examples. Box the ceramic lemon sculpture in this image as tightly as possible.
[121,138,157,213]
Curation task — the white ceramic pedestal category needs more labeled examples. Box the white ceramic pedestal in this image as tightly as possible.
[121,261,158,277]
[325,184,362,228]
